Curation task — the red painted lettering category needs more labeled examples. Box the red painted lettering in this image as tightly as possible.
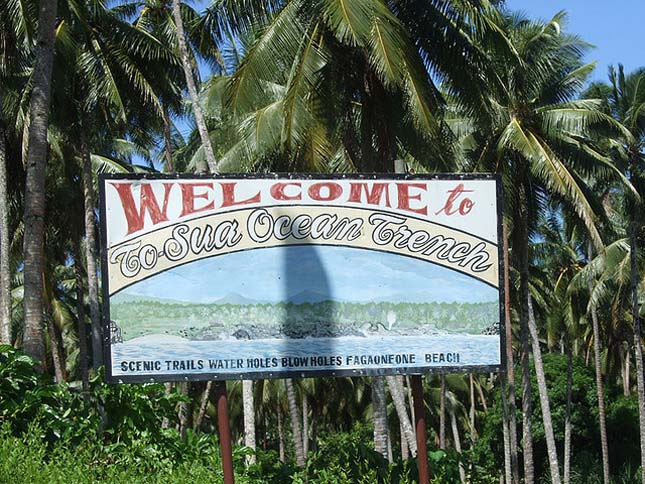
[111,182,174,235]
[220,182,261,207]
[396,183,427,215]
[308,182,343,201]
[435,183,475,216]
[348,183,391,207]
[270,182,302,201]
[180,182,214,217]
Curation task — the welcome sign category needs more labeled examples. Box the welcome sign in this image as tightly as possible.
[99,174,504,382]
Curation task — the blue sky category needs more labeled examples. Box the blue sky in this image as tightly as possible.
[122,246,498,304]
[506,0,644,81]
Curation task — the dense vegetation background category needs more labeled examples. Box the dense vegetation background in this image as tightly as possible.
[2,0,645,483]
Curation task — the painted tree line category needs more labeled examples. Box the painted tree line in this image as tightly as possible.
[2,0,645,482]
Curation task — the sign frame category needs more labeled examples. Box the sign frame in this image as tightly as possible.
[98,172,506,384]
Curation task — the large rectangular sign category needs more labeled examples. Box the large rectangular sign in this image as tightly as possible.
[99,174,504,382]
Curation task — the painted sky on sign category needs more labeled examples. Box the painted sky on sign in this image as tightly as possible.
[120,246,498,304]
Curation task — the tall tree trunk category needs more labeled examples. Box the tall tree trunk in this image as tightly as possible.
[302,394,308,458]
[81,141,102,369]
[162,106,174,173]
[406,375,416,425]
[0,125,10,345]
[503,221,520,483]
[527,296,561,484]
[629,179,645,484]
[47,318,66,383]
[195,381,213,431]
[564,340,573,484]
[477,380,488,413]
[170,0,216,174]
[277,405,285,463]
[178,381,190,441]
[588,241,610,484]
[624,346,631,397]
[386,375,417,455]
[22,0,58,364]
[469,374,476,439]
[440,374,446,449]
[162,382,173,429]
[500,377,513,484]
[518,181,534,484]
[74,241,89,392]
[400,419,409,460]
[449,399,466,483]
[243,380,257,465]
[285,378,305,467]
[372,375,389,457]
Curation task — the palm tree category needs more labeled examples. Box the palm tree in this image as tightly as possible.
[171,0,217,172]
[372,375,389,459]
[450,11,637,482]
[285,378,305,466]
[203,0,508,173]
[242,379,257,465]
[22,0,58,363]
[585,64,645,483]
[48,0,179,367]
[131,0,223,173]
[0,123,11,344]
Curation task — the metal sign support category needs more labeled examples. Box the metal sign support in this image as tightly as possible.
[411,375,429,483]
[214,381,235,484]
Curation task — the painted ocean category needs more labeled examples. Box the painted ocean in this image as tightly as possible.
[111,334,501,379]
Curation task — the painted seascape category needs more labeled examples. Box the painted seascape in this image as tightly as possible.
[109,245,501,376]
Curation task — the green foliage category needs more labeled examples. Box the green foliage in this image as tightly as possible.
[473,353,642,480]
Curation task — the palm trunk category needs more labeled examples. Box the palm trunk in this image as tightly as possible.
[178,381,190,441]
[624,346,631,397]
[449,399,466,483]
[162,383,172,429]
[564,340,572,484]
[285,378,305,467]
[588,241,610,484]
[629,187,645,484]
[81,141,102,368]
[47,318,66,383]
[277,404,285,463]
[302,394,308,458]
[527,296,561,484]
[162,106,174,173]
[195,381,213,431]
[386,375,417,455]
[372,375,389,457]
[243,380,257,465]
[477,379,488,413]
[503,221,520,483]
[400,419,409,460]
[500,377,513,484]
[74,241,89,392]
[22,0,58,364]
[518,182,534,484]
[0,125,10,345]
[171,0,216,174]
[440,374,446,449]
[469,374,476,439]
[406,375,416,424]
